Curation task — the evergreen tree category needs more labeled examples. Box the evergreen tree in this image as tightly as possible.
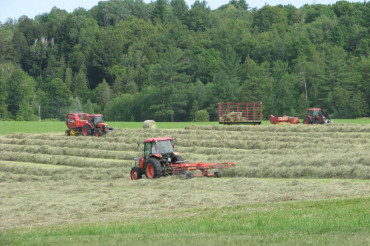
[0,70,8,118]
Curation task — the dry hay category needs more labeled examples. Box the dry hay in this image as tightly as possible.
[0,124,369,179]
[143,120,157,129]
[0,124,370,229]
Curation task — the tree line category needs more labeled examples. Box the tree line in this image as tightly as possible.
[0,0,369,121]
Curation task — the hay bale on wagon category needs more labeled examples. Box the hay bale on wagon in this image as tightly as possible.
[143,120,157,129]
[225,112,242,122]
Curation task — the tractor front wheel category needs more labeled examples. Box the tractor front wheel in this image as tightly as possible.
[95,128,103,137]
[144,158,162,179]
[82,125,92,136]
[130,167,142,180]
[303,117,311,124]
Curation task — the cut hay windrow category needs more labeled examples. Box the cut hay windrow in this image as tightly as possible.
[0,124,369,179]
[0,151,131,169]
[0,143,140,160]
[184,124,370,133]
[0,137,140,152]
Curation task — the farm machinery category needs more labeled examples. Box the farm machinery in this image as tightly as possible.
[65,113,114,136]
[303,108,332,124]
[218,102,262,125]
[130,137,235,180]
[269,115,299,124]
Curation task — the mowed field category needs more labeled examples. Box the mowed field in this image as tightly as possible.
[0,122,369,245]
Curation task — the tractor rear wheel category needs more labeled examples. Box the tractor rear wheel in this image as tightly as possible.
[95,128,102,137]
[65,130,70,136]
[303,117,311,124]
[144,158,162,179]
[130,167,142,180]
[82,125,92,136]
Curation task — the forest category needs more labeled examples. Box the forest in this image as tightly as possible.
[0,0,369,121]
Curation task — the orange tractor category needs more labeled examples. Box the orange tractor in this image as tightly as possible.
[130,137,235,180]
[303,108,332,124]
[65,113,114,136]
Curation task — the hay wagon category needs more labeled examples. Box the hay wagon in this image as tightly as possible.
[218,102,262,125]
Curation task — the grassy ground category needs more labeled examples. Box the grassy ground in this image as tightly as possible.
[0,118,369,135]
[1,197,368,246]
[0,124,369,245]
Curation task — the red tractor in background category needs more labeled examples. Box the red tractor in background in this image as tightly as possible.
[303,108,332,124]
[130,137,235,180]
[65,113,114,136]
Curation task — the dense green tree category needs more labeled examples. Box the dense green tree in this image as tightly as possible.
[183,1,212,32]
[41,78,71,119]
[229,0,249,10]
[152,0,168,22]
[0,0,369,121]
[71,68,89,101]
[170,0,188,20]
[0,70,8,118]
[214,46,242,102]
[96,0,130,28]
[94,79,111,109]
[150,47,190,121]
[252,5,287,32]
[5,69,37,120]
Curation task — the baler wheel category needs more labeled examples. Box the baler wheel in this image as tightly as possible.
[145,158,162,179]
[82,125,91,136]
[65,130,70,136]
[130,167,142,180]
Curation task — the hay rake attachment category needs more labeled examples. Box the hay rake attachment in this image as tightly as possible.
[130,137,236,180]
[170,162,236,178]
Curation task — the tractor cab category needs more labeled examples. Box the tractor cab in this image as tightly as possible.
[304,108,332,124]
[143,137,178,161]
[308,108,323,119]
[88,114,104,126]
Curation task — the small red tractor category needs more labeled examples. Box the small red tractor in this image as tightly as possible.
[130,137,235,180]
[65,113,114,136]
[269,115,299,124]
[303,108,332,124]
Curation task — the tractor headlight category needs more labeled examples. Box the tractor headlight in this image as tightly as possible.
[168,158,171,162]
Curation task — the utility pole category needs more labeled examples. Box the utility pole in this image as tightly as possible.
[39,105,41,122]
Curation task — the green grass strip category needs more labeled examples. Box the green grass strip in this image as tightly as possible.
[1,197,368,245]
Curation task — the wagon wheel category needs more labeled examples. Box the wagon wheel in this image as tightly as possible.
[144,158,162,179]
[82,125,92,136]
[130,167,142,180]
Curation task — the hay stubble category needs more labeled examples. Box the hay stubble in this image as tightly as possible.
[0,124,369,229]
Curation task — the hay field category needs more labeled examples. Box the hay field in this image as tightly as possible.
[0,124,369,244]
